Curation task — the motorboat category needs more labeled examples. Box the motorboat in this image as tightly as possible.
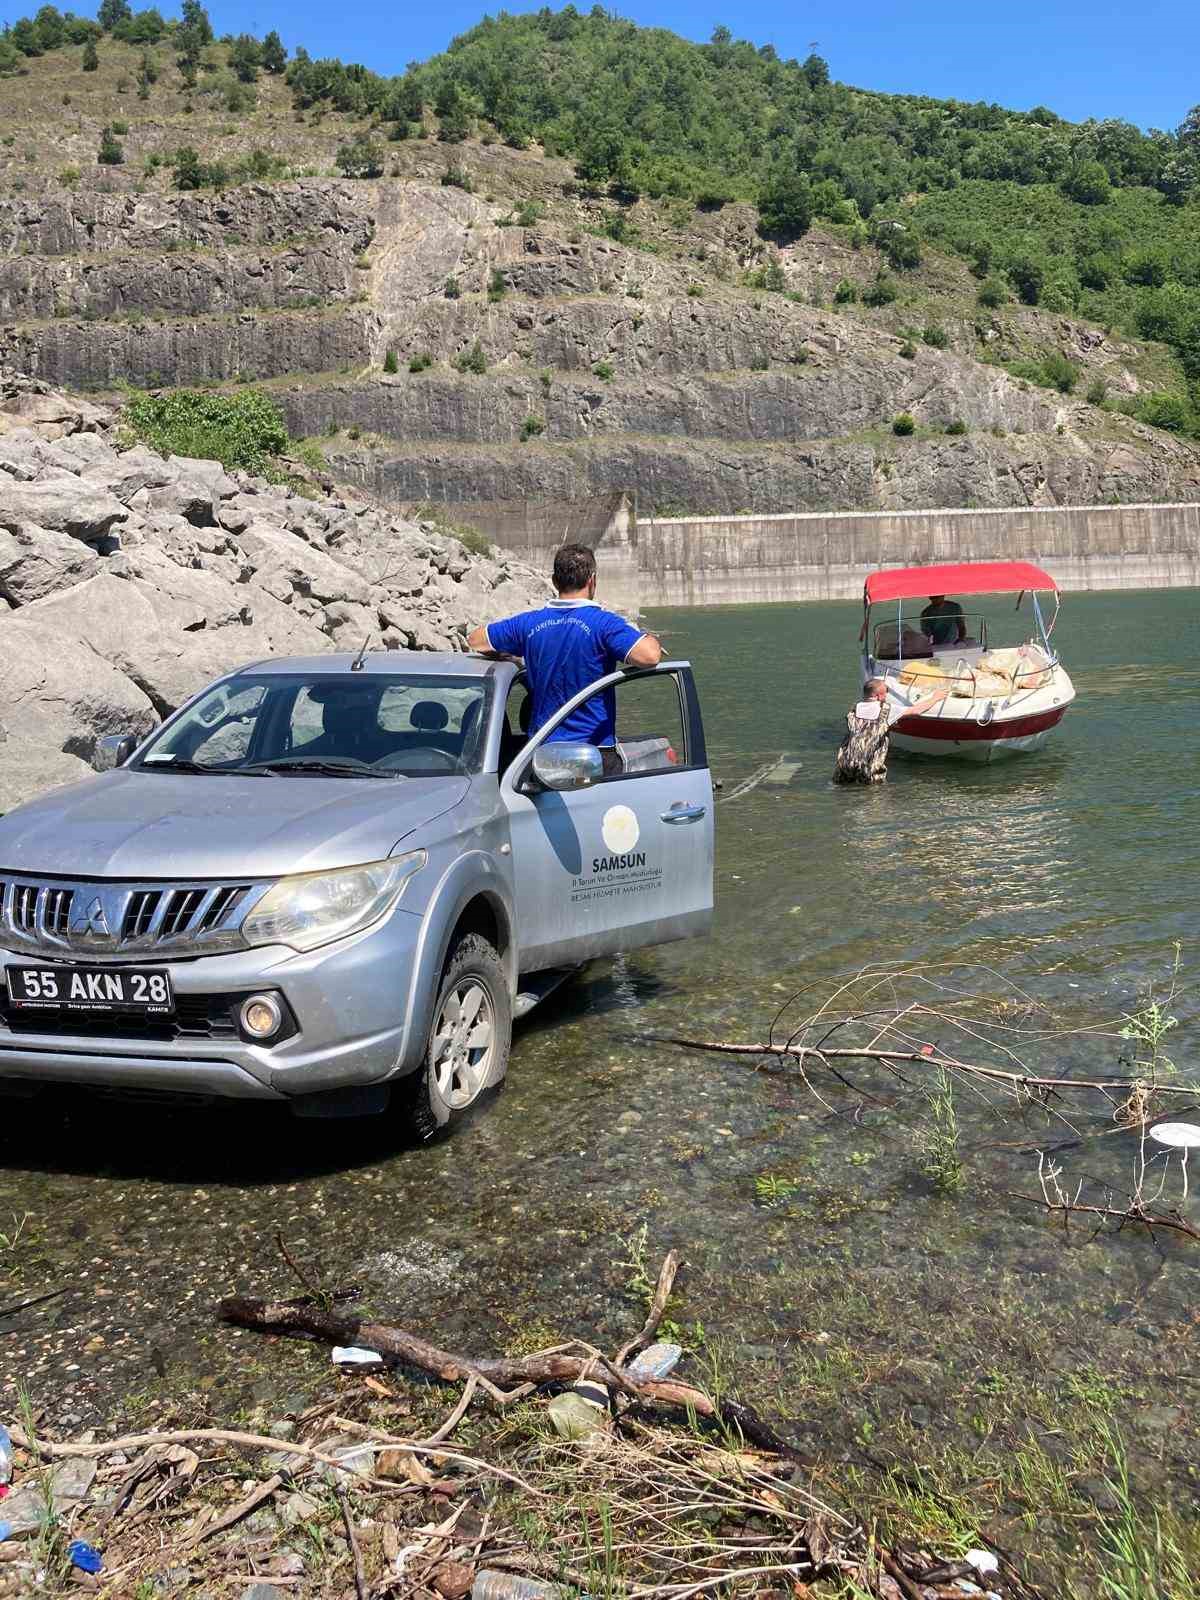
[861,561,1075,762]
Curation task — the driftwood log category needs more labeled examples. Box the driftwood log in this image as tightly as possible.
[218,1251,807,1461]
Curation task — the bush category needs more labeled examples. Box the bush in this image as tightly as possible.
[110,119,129,135]
[1007,255,1045,306]
[944,419,968,435]
[892,412,916,435]
[487,268,507,302]
[444,276,460,299]
[408,351,433,372]
[874,220,921,270]
[97,126,124,165]
[749,354,769,371]
[1135,392,1195,434]
[440,163,473,192]
[899,340,916,359]
[977,276,1006,308]
[863,274,898,307]
[123,388,288,474]
[58,166,80,187]
[1086,377,1109,406]
[454,341,488,375]
[1041,352,1079,393]
[592,360,614,380]
[82,38,98,70]
[686,283,703,298]
[922,323,949,348]
[520,414,545,440]
[757,170,813,240]
[335,135,384,179]
[833,277,858,304]
[383,350,398,374]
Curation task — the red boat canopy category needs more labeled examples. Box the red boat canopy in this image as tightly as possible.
[864,561,1058,605]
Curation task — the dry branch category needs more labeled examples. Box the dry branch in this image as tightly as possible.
[616,1247,680,1366]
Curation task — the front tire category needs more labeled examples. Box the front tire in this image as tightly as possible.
[407,933,511,1139]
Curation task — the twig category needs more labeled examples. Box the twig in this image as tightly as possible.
[181,1472,283,1549]
[7,1425,542,1497]
[1005,1189,1200,1241]
[0,1287,66,1320]
[337,1484,368,1600]
[615,1250,681,1367]
[275,1231,322,1300]
[650,1033,1198,1098]
[880,1548,926,1600]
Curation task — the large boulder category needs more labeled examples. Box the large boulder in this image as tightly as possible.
[0,470,127,544]
[0,616,158,763]
[0,519,99,604]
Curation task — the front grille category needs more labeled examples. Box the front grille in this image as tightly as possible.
[0,875,265,960]
[0,991,245,1043]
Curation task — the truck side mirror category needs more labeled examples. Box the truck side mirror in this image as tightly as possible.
[93,733,138,772]
[530,743,604,791]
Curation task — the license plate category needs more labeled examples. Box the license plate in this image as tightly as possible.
[5,965,174,1015]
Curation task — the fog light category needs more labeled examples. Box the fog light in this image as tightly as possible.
[240,993,284,1041]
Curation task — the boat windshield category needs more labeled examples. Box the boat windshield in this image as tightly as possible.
[133,673,493,778]
[870,591,1056,665]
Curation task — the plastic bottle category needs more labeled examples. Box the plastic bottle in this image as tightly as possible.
[0,1425,12,1487]
[472,1572,563,1600]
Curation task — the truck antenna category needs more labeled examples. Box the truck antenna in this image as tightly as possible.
[350,634,372,672]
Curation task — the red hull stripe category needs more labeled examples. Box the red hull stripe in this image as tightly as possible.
[894,705,1067,742]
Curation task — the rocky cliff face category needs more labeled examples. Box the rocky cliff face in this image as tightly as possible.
[0,370,547,811]
[2,175,1198,525]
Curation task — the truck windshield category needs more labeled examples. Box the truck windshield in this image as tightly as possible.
[135,674,493,779]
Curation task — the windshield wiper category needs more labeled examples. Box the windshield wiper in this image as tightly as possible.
[242,758,402,779]
[137,758,236,775]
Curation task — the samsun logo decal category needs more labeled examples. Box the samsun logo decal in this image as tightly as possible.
[601,805,639,855]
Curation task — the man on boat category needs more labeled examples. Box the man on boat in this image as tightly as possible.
[467,543,662,775]
[920,594,967,648]
[834,677,949,785]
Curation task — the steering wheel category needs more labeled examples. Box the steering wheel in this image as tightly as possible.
[377,746,462,773]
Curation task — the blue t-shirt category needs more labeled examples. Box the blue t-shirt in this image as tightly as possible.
[486,599,644,745]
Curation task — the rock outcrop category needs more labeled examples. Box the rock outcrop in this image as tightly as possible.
[0,371,548,811]
[3,180,1199,528]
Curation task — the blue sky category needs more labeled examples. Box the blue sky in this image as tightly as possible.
[18,0,1200,130]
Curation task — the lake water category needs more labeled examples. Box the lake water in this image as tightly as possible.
[3,589,1198,1576]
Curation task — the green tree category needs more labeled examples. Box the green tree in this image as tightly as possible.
[97,0,132,28]
[801,51,830,89]
[1007,255,1045,305]
[177,0,212,50]
[260,30,287,74]
[11,17,44,55]
[1062,158,1111,204]
[97,124,124,165]
[82,37,98,71]
[757,170,813,240]
[34,6,66,51]
[335,134,385,178]
[229,34,260,83]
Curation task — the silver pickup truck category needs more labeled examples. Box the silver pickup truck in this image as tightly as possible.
[0,652,713,1134]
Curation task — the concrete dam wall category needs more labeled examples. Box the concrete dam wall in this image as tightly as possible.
[634,502,1200,609]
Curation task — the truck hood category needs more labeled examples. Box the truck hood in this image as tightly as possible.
[0,769,470,881]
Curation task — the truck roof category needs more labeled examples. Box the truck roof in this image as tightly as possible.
[234,651,498,679]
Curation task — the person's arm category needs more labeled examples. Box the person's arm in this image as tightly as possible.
[626,632,663,668]
[903,687,950,718]
[602,611,662,670]
[468,613,527,657]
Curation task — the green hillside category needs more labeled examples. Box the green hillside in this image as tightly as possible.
[2,2,1199,427]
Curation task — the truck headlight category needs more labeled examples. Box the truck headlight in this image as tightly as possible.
[242,852,426,953]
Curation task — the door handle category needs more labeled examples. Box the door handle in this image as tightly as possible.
[661,802,706,824]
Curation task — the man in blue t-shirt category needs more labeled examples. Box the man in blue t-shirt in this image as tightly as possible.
[468,543,662,774]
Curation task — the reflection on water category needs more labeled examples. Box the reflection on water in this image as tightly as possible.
[1,590,1198,1463]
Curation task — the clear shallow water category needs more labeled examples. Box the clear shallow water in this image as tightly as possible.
[3,591,1199,1524]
